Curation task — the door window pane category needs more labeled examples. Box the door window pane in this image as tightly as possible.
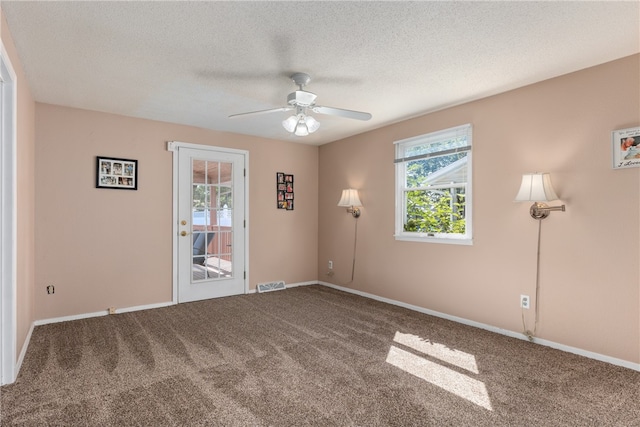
[191,159,235,282]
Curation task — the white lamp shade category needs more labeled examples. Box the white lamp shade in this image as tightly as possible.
[304,115,320,133]
[282,115,298,133]
[515,173,559,202]
[337,189,362,207]
[294,121,309,136]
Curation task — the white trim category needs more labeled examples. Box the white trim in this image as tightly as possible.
[170,143,179,304]
[286,280,317,288]
[248,280,317,293]
[244,154,250,295]
[393,234,473,245]
[15,322,34,378]
[1,41,18,385]
[36,282,314,323]
[33,301,175,326]
[167,140,248,157]
[168,141,250,302]
[393,123,472,146]
[23,281,640,372]
[317,281,640,372]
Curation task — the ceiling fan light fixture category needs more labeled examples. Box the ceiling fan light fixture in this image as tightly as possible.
[283,113,320,136]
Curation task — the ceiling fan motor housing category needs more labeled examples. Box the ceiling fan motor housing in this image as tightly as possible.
[287,90,317,107]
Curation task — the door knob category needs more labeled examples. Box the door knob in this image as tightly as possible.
[180,231,190,236]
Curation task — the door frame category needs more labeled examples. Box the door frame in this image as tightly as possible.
[1,41,18,385]
[167,141,249,303]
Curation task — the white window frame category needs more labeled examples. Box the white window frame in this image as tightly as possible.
[394,124,473,245]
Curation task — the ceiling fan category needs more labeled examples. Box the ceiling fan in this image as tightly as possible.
[229,72,372,136]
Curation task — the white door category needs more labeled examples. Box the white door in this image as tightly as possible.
[176,146,246,303]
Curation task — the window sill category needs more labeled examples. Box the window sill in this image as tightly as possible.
[394,234,473,245]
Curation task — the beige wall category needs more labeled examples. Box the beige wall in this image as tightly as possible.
[1,10,36,361]
[34,104,318,319]
[319,55,640,365]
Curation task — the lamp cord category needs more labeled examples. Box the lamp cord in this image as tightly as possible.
[522,218,542,341]
[350,217,358,282]
[331,217,358,286]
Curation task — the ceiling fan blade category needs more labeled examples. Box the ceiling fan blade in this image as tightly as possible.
[311,105,372,121]
[229,106,293,118]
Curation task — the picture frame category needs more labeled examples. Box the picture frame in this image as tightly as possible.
[96,156,138,190]
[276,172,294,209]
[612,126,640,169]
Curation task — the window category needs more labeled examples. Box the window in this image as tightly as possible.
[394,124,472,244]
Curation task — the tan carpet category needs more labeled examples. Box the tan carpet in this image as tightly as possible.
[1,285,638,426]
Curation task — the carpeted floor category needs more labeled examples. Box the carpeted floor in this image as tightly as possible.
[1,285,639,426]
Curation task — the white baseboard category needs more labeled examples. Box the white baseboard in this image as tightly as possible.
[318,281,640,372]
[27,281,639,373]
[34,301,175,326]
[248,280,316,294]
[13,322,35,382]
[35,282,317,326]
[35,281,317,324]
[286,280,317,289]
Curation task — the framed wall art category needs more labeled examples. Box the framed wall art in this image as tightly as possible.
[612,126,640,169]
[96,156,138,190]
[276,172,294,210]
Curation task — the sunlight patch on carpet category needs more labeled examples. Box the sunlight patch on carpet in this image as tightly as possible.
[392,332,479,374]
[386,334,492,411]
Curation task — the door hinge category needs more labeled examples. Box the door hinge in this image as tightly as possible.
[244,271,246,280]
[243,168,246,177]
[244,219,246,228]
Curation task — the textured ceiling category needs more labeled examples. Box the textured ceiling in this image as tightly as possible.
[3,1,639,145]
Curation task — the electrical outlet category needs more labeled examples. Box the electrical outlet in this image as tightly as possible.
[328,260,333,269]
[46,285,55,294]
[520,295,530,309]
[108,307,116,315]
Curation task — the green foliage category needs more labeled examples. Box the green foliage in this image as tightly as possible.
[405,153,466,188]
[193,185,207,208]
[192,185,233,210]
[404,191,465,234]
